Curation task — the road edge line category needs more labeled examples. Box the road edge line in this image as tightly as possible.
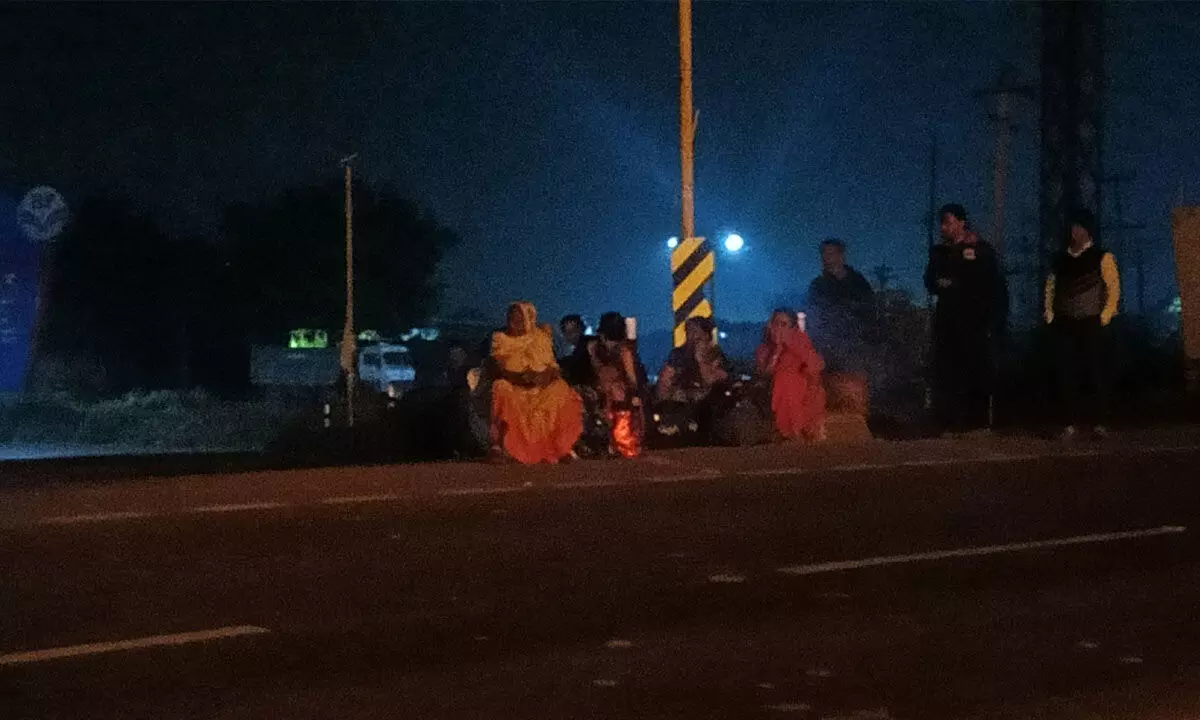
[0,625,271,666]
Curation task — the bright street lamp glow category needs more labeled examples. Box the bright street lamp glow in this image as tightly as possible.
[666,236,679,249]
[723,233,745,253]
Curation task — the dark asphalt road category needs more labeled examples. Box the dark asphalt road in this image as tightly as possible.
[4,448,1200,719]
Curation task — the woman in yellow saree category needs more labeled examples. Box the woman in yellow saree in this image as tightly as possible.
[490,302,584,463]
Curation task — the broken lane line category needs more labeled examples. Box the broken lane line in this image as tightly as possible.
[648,472,724,484]
[438,486,528,497]
[739,462,895,478]
[320,493,403,505]
[191,501,289,514]
[0,625,270,666]
[777,525,1187,576]
[34,511,155,526]
[551,479,627,490]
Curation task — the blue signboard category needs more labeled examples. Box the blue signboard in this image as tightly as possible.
[0,193,41,392]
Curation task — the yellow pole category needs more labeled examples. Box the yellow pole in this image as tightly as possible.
[679,0,695,248]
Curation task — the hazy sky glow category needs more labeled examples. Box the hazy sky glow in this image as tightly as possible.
[3,2,1198,332]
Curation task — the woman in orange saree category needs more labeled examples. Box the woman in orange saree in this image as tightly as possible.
[489,302,584,463]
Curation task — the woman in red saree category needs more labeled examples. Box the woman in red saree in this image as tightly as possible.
[490,302,584,463]
[755,309,827,442]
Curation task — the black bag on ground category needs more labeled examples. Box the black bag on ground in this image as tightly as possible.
[647,400,703,449]
[707,381,772,447]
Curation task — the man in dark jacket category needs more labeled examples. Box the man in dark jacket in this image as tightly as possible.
[557,314,594,387]
[807,238,874,372]
[924,203,1008,434]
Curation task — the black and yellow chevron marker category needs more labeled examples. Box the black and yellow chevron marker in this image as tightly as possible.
[670,236,714,347]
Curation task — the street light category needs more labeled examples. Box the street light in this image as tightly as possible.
[710,232,746,329]
[666,236,679,249]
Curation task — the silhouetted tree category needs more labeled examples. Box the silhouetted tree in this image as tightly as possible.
[223,181,459,343]
[32,195,188,393]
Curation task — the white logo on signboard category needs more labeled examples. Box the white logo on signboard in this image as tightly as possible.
[18,186,70,243]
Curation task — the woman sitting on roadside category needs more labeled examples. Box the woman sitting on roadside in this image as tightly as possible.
[588,311,646,458]
[755,308,826,442]
[656,316,730,405]
[489,301,584,463]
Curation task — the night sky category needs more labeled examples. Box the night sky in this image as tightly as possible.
[3,1,1199,333]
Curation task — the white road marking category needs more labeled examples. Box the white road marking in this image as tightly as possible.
[740,462,899,477]
[0,625,270,666]
[708,573,747,584]
[320,494,402,505]
[738,467,806,477]
[740,443,1196,480]
[437,486,527,497]
[35,511,154,526]
[834,463,904,472]
[648,469,722,483]
[986,453,1048,463]
[1119,656,1144,664]
[806,667,834,678]
[778,526,1187,576]
[1146,445,1199,455]
[1076,640,1100,650]
[899,458,961,468]
[604,639,635,649]
[640,455,680,467]
[817,591,852,600]
[764,703,811,712]
[592,678,619,687]
[192,502,287,514]
[820,711,892,720]
[553,479,625,490]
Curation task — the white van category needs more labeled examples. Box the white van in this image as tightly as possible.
[357,342,417,397]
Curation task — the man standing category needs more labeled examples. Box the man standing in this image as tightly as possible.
[806,238,874,372]
[924,203,1008,434]
[1044,208,1119,439]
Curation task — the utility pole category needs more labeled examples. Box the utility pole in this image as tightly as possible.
[675,0,714,336]
[923,135,938,412]
[340,154,358,428]
[1101,172,1147,315]
[873,263,893,292]
[1019,212,1042,328]
[927,134,938,251]
[679,0,695,251]
[1041,0,1105,275]
[873,263,894,320]
[976,66,1034,264]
